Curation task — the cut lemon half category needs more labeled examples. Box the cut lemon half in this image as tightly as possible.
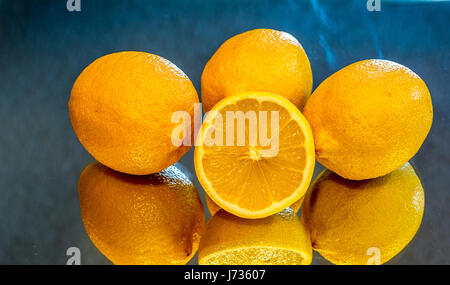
[195,92,315,218]
[198,208,312,265]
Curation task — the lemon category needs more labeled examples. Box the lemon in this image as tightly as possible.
[195,92,315,218]
[201,29,312,112]
[304,59,433,180]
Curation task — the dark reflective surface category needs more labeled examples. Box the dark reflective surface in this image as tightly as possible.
[0,0,449,264]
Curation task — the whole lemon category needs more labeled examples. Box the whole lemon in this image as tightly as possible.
[78,163,205,265]
[201,29,312,112]
[301,162,424,265]
[304,59,433,180]
[69,51,199,175]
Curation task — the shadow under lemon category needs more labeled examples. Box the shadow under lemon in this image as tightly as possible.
[301,162,425,265]
[78,162,205,265]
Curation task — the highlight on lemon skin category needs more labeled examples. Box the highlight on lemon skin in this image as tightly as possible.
[78,162,205,265]
[194,91,315,219]
[301,162,425,265]
[304,59,433,180]
[69,51,199,175]
[205,195,304,216]
[199,208,312,265]
[201,28,313,112]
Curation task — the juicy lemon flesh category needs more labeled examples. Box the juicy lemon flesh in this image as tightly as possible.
[196,92,314,218]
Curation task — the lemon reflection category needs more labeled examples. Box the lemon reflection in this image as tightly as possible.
[301,162,425,265]
[198,208,312,265]
[78,162,204,265]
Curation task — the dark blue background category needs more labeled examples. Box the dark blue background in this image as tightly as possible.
[0,0,449,264]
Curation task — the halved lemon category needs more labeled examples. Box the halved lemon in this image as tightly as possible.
[194,92,315,218]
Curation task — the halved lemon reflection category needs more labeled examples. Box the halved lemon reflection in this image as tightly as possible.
[301,162,425,265]
[198,208,312,265]
[78,162,205,265]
